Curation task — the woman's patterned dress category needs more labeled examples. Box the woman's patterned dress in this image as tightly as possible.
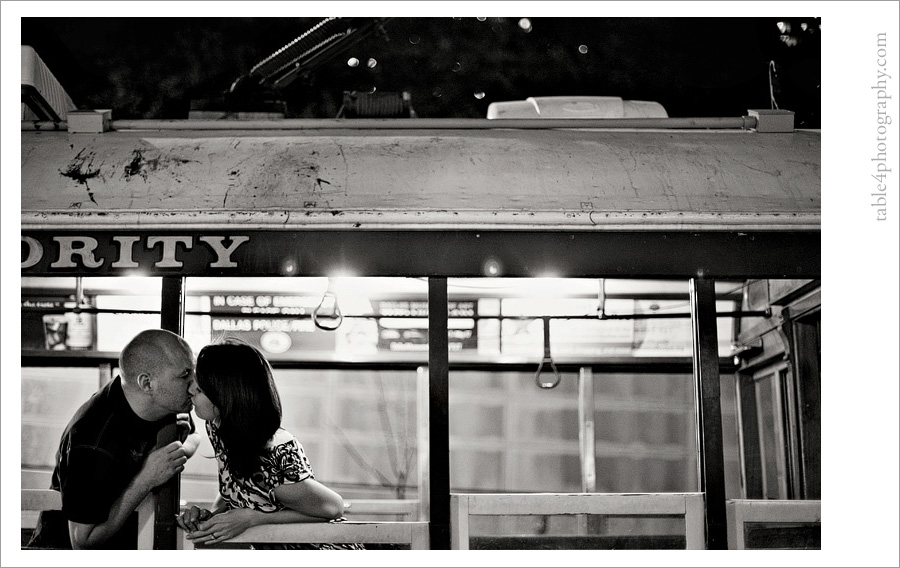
[207,422,364,550]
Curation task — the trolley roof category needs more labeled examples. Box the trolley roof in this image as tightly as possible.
[21,121,819,232]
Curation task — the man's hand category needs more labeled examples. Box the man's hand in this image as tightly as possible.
[175,413,192,440]
[136,441,187,489]
[176,505,215,533]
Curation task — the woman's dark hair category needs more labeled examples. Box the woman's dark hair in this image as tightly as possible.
[195,338,282,478]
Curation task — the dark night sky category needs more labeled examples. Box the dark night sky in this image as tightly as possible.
[22,17,821,127]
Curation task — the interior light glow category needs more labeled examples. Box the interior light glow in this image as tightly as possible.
[280,257,299,276]
[482,258,503,277]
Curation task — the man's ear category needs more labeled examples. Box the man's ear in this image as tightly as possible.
[136,372,153,393]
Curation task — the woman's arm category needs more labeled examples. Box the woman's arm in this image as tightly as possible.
[182,492,344,545]
[272,478,345,520]
[183,506,331,545]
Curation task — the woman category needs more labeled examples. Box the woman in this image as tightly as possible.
[176,339,363,549]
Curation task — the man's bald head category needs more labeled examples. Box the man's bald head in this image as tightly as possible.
[120,329,192,387]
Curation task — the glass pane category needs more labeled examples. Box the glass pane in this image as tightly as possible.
[183,367,420,504]
[755,371,788,499]
[184,277,430,361]
[22,277,162,352]
[21,367,100,475]
[449,371,697,493]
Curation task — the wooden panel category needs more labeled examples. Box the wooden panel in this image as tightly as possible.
[21,489,156,549]
[793,315,821,499]
[450,495,470,550]
[737,374,763,498]
[344,499,419,518]
[726,499,821,523]
[450,493,706,550]
[743,523,820,549]
[726,499,821,550]
[469,535,686,549]
[136,496,156,550]
[462,493,696,516]
[683,493,706,550]
[21,489,62,511]
[205,521,429,546]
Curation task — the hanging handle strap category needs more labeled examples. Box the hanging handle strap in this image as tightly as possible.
[534,316,561,389]
[312,291,343,331]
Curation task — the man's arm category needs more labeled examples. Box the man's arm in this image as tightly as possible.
[68,441,187,549]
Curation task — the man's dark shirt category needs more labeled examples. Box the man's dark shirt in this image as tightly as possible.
[28,377,180,549]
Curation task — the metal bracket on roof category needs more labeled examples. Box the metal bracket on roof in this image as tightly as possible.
[67,109,112,134]
[747,109,795,133]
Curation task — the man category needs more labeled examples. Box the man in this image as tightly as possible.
[28,329,201,549]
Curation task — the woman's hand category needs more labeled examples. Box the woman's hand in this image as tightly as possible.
[176,505,213,533]
[184,507,259,545]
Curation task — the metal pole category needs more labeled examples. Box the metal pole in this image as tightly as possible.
[428,277,450,549]
[155,277,185,550]
[577,367,597,536]
[112,117,756,131]
[578,367,597,493]
[689,278,728,549]
[416,366,431,522]
[22,116,757,131]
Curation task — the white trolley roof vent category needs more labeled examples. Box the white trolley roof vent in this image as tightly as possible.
[22,45,76,122]
[487,96,668,119]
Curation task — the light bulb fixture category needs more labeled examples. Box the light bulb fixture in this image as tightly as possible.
[280,256,299,276]
[483,257,503,277]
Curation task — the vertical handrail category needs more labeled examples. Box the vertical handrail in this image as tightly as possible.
[690,278,728,549]
[427,277,450,549]
[155,276,185,550]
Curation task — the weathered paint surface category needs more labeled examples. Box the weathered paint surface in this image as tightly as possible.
[21,127,820,230]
